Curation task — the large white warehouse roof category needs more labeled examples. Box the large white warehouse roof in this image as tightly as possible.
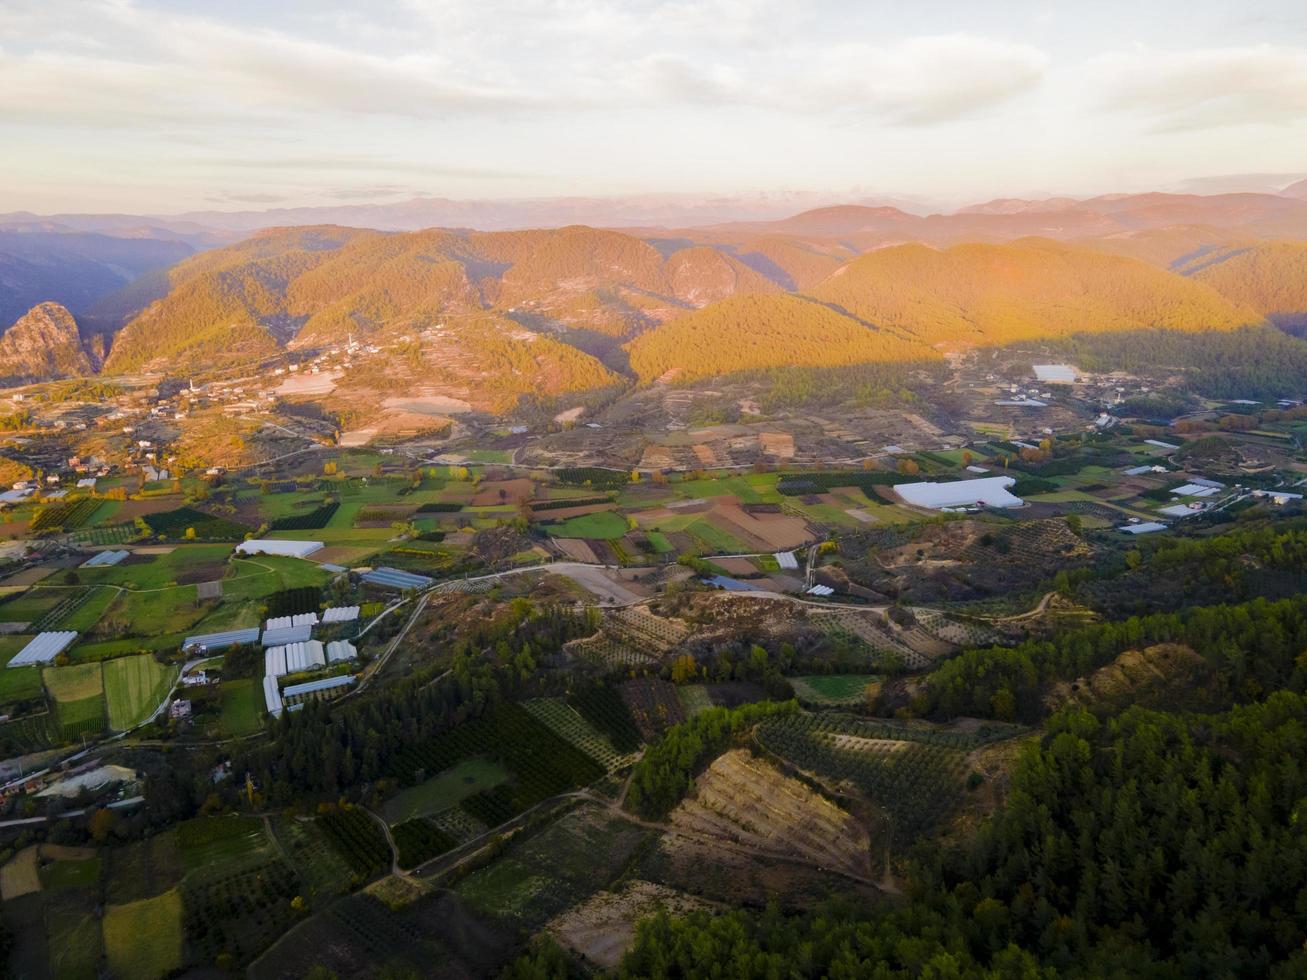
[895,476,1024,510]
[236,539,323,559]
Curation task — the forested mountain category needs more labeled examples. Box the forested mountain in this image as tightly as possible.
[808,239,1259,346]
[625,293,933,382]
[1189,241,1307,334]
[98,225,793,374]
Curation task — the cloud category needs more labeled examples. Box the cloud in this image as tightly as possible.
[1092,44,1307,130]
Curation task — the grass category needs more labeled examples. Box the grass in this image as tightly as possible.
[0,636,43,703]
[47,900,103,980]
[41,856,102,891]
[177,814,268,873]
[382,757,511,824]
[102,889,184,980]
[0,589,64,624]
[644,530,675,554]
[542,510,629,540]
[43,663,103,703]
[217,677,265,735]
[684,518,750,554]
[53,694,104,741]
[104,655,178,731]
[791,674,879,704]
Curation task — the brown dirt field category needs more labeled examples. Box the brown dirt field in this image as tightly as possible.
[691,444,719,467]
[670,751,872,879]
[0,846,41,900]
[712,557,761,576]
[40,844,97,861]
[712,503,813,550]
[553,538,600,563]
[547,880,716,970]
[0,521,26,538]
[471,479,533,507]
[759,432,795,458]
[116,499,182,519]
[0,566,56,588]
[175,562,226,585]
[312,544,382,566]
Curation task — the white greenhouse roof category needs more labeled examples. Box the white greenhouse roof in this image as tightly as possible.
[265,612,319,631]
[8,632,78,667]
[1033,364,1078,383]
[321,606,360,624]
[235,539,323,559]
[895,476,1023,510]
[1120,522,1168,534]
[326,640,357,663]
[262,624,313,647]
[264,676,283,717]
[774,552,798,570]
[1173,484,1219,498]
[283,674,355,699]
[81,549,130,568]
[183,627,260,651]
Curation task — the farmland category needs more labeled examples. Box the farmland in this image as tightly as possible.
[103,654,177,730]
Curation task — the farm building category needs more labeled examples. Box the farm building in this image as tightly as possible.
[894,476,1023,510]
[80,549,129,568]
[235,539,324,559]
[326,640,357,664]
[183,627,260,652]
[282,674,355,709]
[265,612,319,631]
[321,606,360,624]
[361,567,433,590]
[262,624,313,647]
[8,631,78,667]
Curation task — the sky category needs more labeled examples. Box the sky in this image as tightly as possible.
[3,0,1307,214]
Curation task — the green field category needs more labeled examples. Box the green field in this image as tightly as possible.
[542,510,629,540]
[217,677,265,735]
[53,694,104,741]
[791,674,879,705]
[104,655,178,731]
[102,889,184,980]
[43,662,103,703]
[382,757,512,824]
[0,636,43,703]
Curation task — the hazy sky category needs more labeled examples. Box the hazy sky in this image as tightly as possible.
[3,0,1307,213]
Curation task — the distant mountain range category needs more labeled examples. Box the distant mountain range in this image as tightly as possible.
[2,185,1307,401]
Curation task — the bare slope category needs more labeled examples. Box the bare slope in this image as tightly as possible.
[0,302,95,380]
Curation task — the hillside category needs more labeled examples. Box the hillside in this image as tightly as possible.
[625,293,933,383]
[99,225,792,375]
[1189,242,1307,334]
[808,239,1260,347]
[102,226,363,372]
[0,302,95,380]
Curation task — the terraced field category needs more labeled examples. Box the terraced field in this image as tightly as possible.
[522,698,638,771]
